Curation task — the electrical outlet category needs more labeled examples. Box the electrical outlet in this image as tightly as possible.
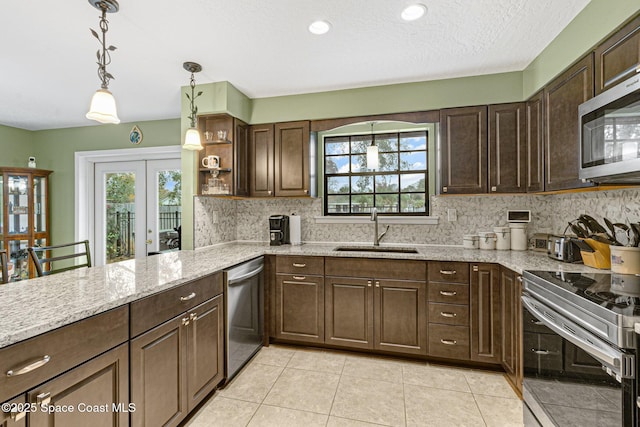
[211,211,218,224]
[447,209,457,222]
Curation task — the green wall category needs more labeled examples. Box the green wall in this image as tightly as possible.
[523,0,640,98]
[0,124,35,167]
[32,119,180,246]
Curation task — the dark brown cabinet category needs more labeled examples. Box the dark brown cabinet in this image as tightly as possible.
[594,15,640,95]
[440,106,488,194]
[248,121,311,197]
[275,274,324,344]
[500,268,522,394]
[324,258,427,354]
[27,343,129,427]
[489,103,526,193]
[526,91,544,192]
[197,114,248,196]
[130,274,224,427]
[470,263,501,364]
[1,396,26,427]
[543,54,594,191]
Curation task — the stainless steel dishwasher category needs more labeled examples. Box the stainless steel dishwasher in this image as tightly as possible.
[224,256,264,381]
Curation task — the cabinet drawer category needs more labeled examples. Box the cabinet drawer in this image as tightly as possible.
[523,308,553,334]
[276,256,324,275]
[428,324,470,360]
[0,305,128,403]
[523,332,562,374]
[428,303,469,326]
[428,282,469,304]
[428,262,469,283]
[325,257,426,281]
[130,272,223,337]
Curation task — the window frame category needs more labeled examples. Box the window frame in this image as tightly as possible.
[323,130,429,216]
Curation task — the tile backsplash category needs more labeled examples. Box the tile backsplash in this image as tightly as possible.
[193,188,640,248]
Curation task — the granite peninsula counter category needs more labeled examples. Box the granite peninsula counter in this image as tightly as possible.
[0,241,599,349]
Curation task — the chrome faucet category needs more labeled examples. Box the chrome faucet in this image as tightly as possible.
[370,207,390,246]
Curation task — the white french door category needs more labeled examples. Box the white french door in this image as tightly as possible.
[94,159,181,265]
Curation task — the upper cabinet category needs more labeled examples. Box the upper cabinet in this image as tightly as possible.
[525,91,544,193]
[440,106,488,194]
[543,54,595,191]
[594,15,640,95]
[197,114,248,197]
[489,103,526,193]
[249,121,312,197]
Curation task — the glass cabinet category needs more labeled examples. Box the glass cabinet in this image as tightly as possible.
[1,167,52,282]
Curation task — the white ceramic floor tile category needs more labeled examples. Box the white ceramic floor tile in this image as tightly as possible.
[327,416,389,426]
[402,363,471,392]
[252,345,297,367]
[331,376,406,426]
[404,383,485,427]
[474,394,524,427]
[247,405,328,427]
[263,367,340,414]
[342,355,404,384]
[287,348,346,374]
[218,363,284,403]
[464,370,518,399]
[183,396,259,427]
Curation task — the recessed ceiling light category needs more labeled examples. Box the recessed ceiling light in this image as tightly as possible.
[308,20,331,35]
[401,4,427,21]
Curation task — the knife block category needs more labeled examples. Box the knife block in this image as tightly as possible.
[581,239,611,269]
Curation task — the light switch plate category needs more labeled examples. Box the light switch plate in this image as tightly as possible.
[211,211,218,224]
[447,209,457,222]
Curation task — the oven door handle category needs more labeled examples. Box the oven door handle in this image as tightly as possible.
[522,295,634,380]
[227,265,264,285]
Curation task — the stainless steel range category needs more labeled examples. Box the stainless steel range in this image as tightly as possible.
[522,270,639,427]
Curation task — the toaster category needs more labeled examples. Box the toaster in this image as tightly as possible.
[547,235,583,263]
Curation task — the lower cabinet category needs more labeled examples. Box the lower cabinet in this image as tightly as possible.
[27,343,129,427]
[500,268,523,393]
[324,276,427,354]
[470,264,502,364]
[130,295,224,427]
[274,274,324,343]
[1,395,26,427]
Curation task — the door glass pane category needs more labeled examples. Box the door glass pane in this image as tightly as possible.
[33,176,47,233]
[106,172,136,264]
[8,239,29,281]
[8,175,29,235]
[157,170,181,252]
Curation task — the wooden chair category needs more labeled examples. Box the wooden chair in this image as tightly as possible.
[28,240,92,277]
[0,249,8,284]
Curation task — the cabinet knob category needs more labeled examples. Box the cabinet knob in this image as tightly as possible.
[367,280,372,287]
[182,317,190,326]
[36,392,51,406]
[190,312,198,322]
[491,186,497,192]
[442,186,448,193]
[10,409,26,421]
[304,189,309,194]
[375,281,380,288]
[268,190,272,195]
[517,276,523,283]
[472,265,479,272]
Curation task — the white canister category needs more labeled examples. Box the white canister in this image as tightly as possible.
[494,226,511,250]
[463,234,479,249]
[509,223,528,251]
[610,246,640,275]
[478,232,497,250]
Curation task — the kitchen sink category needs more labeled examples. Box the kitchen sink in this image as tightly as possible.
[333,246,419,254]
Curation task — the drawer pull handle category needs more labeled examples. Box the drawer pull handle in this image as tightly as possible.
[6,355,51,377]
[292,263,306,268]
[439,290,457,296]
[10,410,26,421]
[180,292,196,302]
[439,270,457,275]
[531,348,550,355]
[440,312,457,318]
[36,392,51,406]
[440,339,457,345]
[293,276,306,280]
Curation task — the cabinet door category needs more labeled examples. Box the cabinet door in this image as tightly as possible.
[543,54,594,191]
[500,268,522,393]
[526,91,544,192]
[275,274,324,343]
[595,15,640,94]
[470,264,501,364]
[325,276,373,350]
[186,295,224,412]
[1,396,26,427]
[249,124,275,197]
[131,316,187,427]
[27,343,128,427]
[489,103,526,193]
[439,106,488,194]
[374,279,427,355]
[234,118,249,197]
[274,121,311,196]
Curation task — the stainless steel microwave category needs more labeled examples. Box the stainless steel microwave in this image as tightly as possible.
[579,71,640,183]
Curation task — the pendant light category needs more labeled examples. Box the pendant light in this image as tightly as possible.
[86,0,120,124]
[367,122,379,170]
[183,62,204,151]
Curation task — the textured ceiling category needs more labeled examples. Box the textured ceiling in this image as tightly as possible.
[0,0,590,131]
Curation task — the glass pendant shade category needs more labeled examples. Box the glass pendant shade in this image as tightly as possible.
[86,89,120,124]
[367,144,379,170]
[184,127,204,150]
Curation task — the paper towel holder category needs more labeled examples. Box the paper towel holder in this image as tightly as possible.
[290,212,302,246]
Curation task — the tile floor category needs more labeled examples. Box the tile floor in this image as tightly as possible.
[184,345,523,427]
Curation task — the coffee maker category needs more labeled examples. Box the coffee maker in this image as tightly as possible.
[269,215,290,246]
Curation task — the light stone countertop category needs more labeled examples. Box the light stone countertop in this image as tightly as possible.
[0,241,600,349]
